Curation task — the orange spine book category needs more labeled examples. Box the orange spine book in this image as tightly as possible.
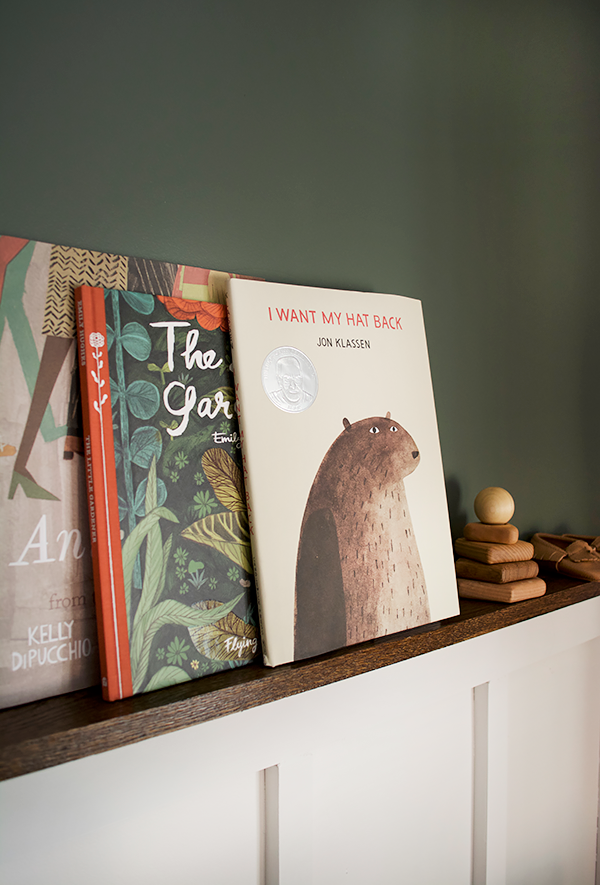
[75,284,259,700]
[75,286,133,700]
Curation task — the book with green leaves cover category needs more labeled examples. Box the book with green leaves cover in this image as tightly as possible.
[0,233,256,709]
[75,286,259,700]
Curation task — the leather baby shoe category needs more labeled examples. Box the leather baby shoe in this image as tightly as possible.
[562,534,600,550]
[530,533,600,581]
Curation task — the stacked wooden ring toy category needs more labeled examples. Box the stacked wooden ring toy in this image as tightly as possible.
[454,487,546,602]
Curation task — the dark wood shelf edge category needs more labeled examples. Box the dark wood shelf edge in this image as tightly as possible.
[2,576,598,781]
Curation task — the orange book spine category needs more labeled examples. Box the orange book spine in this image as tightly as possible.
[75,286,133,700]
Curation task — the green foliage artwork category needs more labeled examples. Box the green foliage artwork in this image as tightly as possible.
[106,291,258,693]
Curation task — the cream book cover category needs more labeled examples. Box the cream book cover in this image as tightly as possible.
[227,278,458,666]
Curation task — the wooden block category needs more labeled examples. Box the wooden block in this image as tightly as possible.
[454,537,534,564]
[463,522,519,544]
[458,577,546,603]
[455,558,539,584]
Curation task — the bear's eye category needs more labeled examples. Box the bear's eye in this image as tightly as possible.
[369,426,380,434]
[389,426,398,432]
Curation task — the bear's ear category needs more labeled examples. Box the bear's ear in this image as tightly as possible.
[343,417,351,431]
[385,411,391,419]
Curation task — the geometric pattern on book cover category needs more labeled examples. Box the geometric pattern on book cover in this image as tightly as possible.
[0,233,256,708]
[44,245,127,337]
[77,288,258,699]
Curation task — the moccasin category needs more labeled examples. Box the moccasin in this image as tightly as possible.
[530,533,600,582]
[562,534,600,550]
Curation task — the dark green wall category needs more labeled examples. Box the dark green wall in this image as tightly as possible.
[1,1,599,536]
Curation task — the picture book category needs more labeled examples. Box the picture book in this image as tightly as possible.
[0,234,255,708]
[227,278,459,666]
[75,286,259,701]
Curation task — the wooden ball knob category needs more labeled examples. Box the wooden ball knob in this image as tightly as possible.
[474,487,515,525]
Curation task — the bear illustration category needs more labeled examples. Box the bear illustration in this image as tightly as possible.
[294,412,430,660]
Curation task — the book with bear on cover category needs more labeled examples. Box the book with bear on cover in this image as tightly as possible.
[75,286,259,701]
[0,232,256,709]
[227,278,458,666]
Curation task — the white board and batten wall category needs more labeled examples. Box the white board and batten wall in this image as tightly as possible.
[1,597,599,885]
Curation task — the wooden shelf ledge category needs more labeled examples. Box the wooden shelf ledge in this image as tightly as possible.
[1,575,598,781]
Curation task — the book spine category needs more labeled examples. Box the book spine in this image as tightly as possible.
[226,294,272,666]
[75,287,133,700]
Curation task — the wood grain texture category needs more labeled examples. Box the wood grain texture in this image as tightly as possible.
[473,486,515,524]
[455,538,534,563]
[458,577,546,603]
[463,522,519,544]
[1,577,597,781]
[455,558,539,584]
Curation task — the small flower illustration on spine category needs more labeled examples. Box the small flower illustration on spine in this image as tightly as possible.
[90,331,108,413]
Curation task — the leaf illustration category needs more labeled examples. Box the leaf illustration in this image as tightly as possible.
[120,321,152,360]
[148,362,170,372]
[148,362,171,385]
[125,379,160,419]
[134,477,167,517]
[130,594,243,692]
[114,439,123,469]
[121,289,156,315]
[130,426,162,468]
[143,665,192,693]
[146,456,158,512]
[144,666,192,691]
[121,505,179,622]
[105,323,115,350]
[162,425,214,469]
[189,601,258,661]
[133,529,173,637]
[198,385,236,412]
[181,511,253,572]
[201,448,245,512]
[110,376,120,405]
[129,461,174,632]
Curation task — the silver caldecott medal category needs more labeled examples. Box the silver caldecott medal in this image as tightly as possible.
[261,346,318,413]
